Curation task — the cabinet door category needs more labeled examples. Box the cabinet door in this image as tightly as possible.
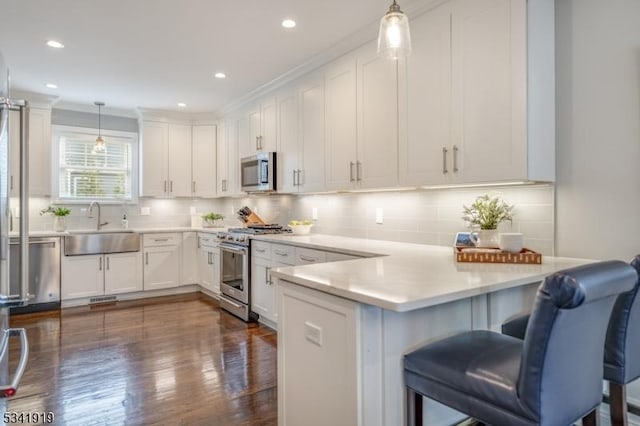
[260,97,277,152]
[216,121,228,195]
[28,107,52,196]
[167,123,192,196]
[226,118,241,195]
[237,114,252,161]
[451,0,526,183]
[401,4,452,186]
[251,256,274,321]
[141,121,168,196]
[298,74,326,193]
[211,249,221,295]
[277,89,299,193]
[61,254,104,299]
[357,42,399,189]
[192,125,217,197]
[198,248,213,289]
[325,57,358,191]
[248,106,261,156]
[104,252,143,295]
[143,245,181,290]
[181,232,199,285]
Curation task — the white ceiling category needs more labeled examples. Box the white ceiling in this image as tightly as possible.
[0,0,429,115]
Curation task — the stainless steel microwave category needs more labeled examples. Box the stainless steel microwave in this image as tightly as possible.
[241,152,276,192]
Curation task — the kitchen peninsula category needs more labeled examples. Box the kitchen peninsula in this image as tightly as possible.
[266,234,593,426]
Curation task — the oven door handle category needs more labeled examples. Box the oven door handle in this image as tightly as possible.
[219,244,248,255]
[220,296,244,310]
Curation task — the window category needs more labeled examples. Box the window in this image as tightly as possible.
[53,126,138,202]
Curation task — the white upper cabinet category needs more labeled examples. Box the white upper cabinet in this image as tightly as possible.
[356,42,399,189]
[167,123,192,197]
[246,97,277,156]
[401,0,554,185]
[9,107,52,197]
[140,121,169,197]
[276,87,299,193]
[217,117,241,196]
[192,125,217,198]
[325,57,358,191]
[297,73,326,193]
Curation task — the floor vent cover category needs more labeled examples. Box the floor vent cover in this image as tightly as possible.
[89,295,118,304]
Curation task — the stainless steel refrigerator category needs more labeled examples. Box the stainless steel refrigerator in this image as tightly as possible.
[0,50,30,410]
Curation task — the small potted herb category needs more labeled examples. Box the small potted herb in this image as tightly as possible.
[202,212,224,228]
[461,195,513,247]
[40,205,71,232]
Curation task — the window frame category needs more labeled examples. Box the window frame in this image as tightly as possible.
[52,125,139,204]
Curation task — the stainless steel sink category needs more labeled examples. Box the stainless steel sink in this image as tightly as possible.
[64,231,140,256]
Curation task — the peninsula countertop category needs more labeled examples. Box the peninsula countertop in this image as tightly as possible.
[258,234,595,312]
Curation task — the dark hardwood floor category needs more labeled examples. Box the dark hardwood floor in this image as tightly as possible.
[6,294,277,425]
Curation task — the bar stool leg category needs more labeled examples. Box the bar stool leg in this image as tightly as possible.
[583,408,600,426]
[610,383,628,426]
[406,387,423,426]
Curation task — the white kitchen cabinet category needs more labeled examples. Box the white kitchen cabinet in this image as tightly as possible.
[276,87,299,193]
[191,125,217,198]
[325,57,358,191]
[251,255,275,323]
[143,233,181,290]
[9,107,52,197]
[217,118,240,196]
[62,251,142,300]
[140,121,192,197]
[295,247,327,265]
[325,43,398,191]
[247,97,277,155]
[181,232,199,285]
[61,255,104,300]
[104,252,143,295]
[400,0,553,185]
[199,248,220,295]
[297,73,326,192]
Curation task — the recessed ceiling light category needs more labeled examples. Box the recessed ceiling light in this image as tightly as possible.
[214,72,226,79]
[177,102,187,108]
[281,19,296,29]
[45,83,58,89]
[46,40,64,49]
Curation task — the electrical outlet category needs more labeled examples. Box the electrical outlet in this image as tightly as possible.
[312,207,318,220]
[304,321,323,347]
[376,207,384,224]
[140,207,151,216]
[230,205,236,214]
[189,206,197,215]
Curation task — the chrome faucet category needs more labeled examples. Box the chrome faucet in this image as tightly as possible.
[88,201,109,230]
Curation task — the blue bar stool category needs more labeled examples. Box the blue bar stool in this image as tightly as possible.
[503,256,640,426]
[404,261,637,426]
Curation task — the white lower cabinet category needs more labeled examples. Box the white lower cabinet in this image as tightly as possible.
[181,232,199,285]
[197,233,220,295]
[251,256,275,323]
[143,233,181,291]
[62,252,142,300]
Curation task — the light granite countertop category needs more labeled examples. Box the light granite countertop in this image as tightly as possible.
[258,234,595,312]
[9,226,226,238]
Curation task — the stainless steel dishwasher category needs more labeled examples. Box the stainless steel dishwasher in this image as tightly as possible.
[9,237,61,313]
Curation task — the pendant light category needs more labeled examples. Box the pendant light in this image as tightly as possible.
[94,101,106,152]
[377,0,412,60]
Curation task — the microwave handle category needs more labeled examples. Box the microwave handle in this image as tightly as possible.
[260,160,269,184]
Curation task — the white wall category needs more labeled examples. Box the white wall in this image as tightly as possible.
[556,0,640,261]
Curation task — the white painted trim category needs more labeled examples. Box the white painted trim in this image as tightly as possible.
[61,284,201,308]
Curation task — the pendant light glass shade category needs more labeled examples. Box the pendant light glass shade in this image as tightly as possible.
[377,0,412,60]
[94,102,106,153]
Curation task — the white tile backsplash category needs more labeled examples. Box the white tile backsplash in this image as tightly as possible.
[21,184,555,255]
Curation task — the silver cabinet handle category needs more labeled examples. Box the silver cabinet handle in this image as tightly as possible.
[293,170,297,186]
[255,247,266,253]
[192,181,196,193]
[442,147,448,174]
[145,252,149,265]
[106,256,110,270]
[297,169,303,186]
[10,175,13,191]
[154,238,170,242]
[256,136,259,150]
[197,238,201,249]
[223,179,227,192]
[453,145,459,173]
[170,180,173,193]
[265,266,271,285]
[99,257,103,271]
[300,255,317,262]
[207,252,211,264]
[164,180,167,193]
[0,328,29,397]
[274,250,288,257]
[350,162,355,182]
[356,162,362,181]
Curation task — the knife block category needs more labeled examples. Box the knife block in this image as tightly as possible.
[243,212,266,226]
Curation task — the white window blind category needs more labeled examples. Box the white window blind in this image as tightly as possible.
[55,128,137,202]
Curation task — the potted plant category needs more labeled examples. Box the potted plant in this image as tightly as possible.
[40,205,71,232]
[288,219,313,235]
[461,195,513,247]
[202,212,224,228]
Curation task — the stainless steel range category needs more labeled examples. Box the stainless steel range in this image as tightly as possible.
[217,225,290,321]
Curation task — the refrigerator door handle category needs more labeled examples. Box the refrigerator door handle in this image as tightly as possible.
[18,102,29,306]
[0,328,29,397]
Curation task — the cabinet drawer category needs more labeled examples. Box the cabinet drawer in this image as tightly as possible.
[252,240,271,260]
[197,233,218,249]
[296,247,327,265]
[271,244,296,265]
[144,233,181,247]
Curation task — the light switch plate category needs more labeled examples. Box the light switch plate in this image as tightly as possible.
[140,207,151,216]
[312,207,318,220]
[304,321,323,347]
[376,207,384,224]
